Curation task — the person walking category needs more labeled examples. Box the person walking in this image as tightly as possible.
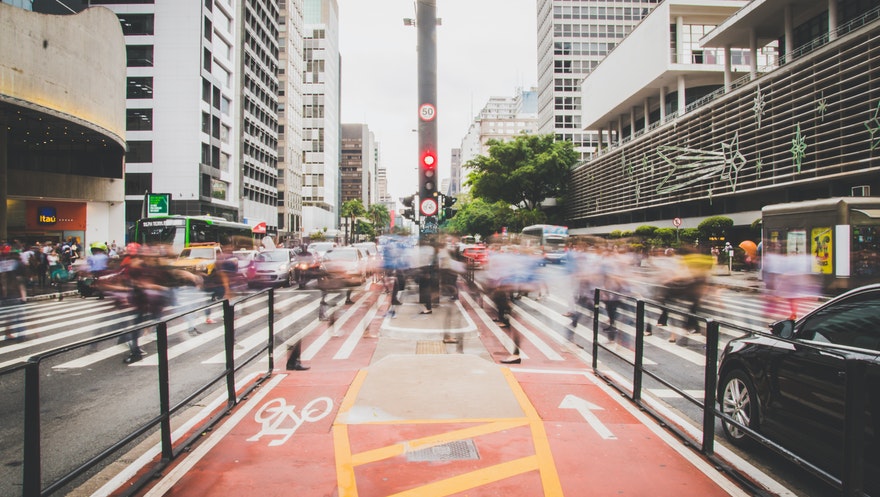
[0,244,27,341]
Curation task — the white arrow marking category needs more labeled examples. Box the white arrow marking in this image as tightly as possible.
[559,394,617,440]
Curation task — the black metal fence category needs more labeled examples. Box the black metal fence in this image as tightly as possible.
[587,287,874,497]
[1,288,277,497]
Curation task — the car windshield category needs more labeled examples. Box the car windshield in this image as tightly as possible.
[324,249,357,262]
[255,250,290,263]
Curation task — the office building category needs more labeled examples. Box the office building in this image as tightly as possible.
[536,0,660,160]
[302,0,341,235]
[277,0,306,244]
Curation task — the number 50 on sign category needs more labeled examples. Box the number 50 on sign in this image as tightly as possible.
[419,103,436,122]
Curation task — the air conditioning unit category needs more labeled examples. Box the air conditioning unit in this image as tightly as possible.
[852,185,871,197]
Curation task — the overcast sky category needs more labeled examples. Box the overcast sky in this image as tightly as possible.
[337,0,538,206]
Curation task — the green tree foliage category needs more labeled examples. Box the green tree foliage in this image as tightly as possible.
[697,216,734,244]
[652,227,676,246]
[634,225,657,237]
[464,134,578,210]
[680,228,700,243]
[340,199,366,245]
[366,203,390,235]
[446,198,513,239]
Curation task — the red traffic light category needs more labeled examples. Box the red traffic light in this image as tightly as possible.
[421,150,436,171]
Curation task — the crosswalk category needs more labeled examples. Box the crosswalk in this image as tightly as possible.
[0,280,822,381]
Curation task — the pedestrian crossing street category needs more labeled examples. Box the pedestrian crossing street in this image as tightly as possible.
[0,281,823,390]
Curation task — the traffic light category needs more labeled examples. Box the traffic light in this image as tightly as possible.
[418,149,438,215]
[442,194,457,219]
[401,194,416,221]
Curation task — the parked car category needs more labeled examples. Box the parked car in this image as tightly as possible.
[308,241,337,258]
[292,247,322,289]
[459,244,488,268]
[353,242,381,278]
[318,246,367,287]
[232,249,258,277]
[246,249,297,288]
[173,243,222,275]
[717,284,880,494]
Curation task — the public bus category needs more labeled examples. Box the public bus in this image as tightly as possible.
[762,197,880,292]
[520,224,569,264]
[129,215,255,254]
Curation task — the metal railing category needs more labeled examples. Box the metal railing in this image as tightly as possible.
[2,288,277,497]
[585,288,873,497]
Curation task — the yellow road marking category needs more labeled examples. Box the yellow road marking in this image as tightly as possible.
[502,367,565,496]
[335,370,368,497]
[387,456,540,497]
[351,419,529,466]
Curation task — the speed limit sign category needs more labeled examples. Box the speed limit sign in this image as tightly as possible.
[419,103,436,122]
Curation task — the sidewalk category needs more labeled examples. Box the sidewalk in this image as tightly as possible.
[113,286,753,497]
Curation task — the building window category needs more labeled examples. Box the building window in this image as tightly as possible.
[127,109,153,131]
[127,77,153,99]
[124,173,152,196]
[126,141,153,163]
[126,45,153,67]
[118,14,154,36]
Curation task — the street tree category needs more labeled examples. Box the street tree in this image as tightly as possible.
[464,134,578,211]
[446,198,513,239]
[366,203,391,236]
[340,199,366,245]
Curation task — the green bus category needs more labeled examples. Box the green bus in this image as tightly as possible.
[129,215,255,254]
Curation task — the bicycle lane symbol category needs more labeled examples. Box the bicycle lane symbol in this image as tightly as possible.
[247,397,333,447]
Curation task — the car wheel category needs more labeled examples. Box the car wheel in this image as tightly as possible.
[720,369,759,446]
[285,271,294,288]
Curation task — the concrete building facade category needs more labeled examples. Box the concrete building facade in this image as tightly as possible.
[0,3,127,247]
[536,0,661,160]
[277,0,306,244]
[568,0,880,237]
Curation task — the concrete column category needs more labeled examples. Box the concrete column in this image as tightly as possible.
[675,16,684,63]
[616,119,623,144]
[643,97,650,132]
[0,122,6,242]
[597,127,604,153]
[784,5,794,61]
[660,87,667,122]
[678,75,686,115]
[724,45,732,91]
[749,30,758,79]
[828,0,838,41]
[630,107,636,139]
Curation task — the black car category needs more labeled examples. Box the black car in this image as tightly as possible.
[717,284,880,493]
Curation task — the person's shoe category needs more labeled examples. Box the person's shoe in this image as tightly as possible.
[345,300,354,305]
[645,324,653,336]
[562,312,573,317]
[289,362,310,371]
[391,300,402,305]
[500,355,521,364]
[205,317,216,324]
[498,322,509,328]
[188,328,201,336]
[124,354,143,364]
[419,309,432,314]
[668,334,678,343]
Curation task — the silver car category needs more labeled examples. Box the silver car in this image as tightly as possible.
[246,249,296,288]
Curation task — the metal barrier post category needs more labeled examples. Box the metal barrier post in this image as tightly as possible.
[591,288,600,370]
[633,300,645,404]
[267,289,275,371]
[156,322,173,461]
[223,299,236,406]
[23,360,41,497]
[842,359,866,497]
[702,319,719,456]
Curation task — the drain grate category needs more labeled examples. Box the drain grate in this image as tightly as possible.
[415,340,446,354]
[407,440,480,462]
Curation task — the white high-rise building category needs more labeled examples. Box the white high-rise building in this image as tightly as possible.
[238,0,282,235]
[91,0,244,225]
[278,0,306,244]
[302,0,341,235]
[536,0,660,160]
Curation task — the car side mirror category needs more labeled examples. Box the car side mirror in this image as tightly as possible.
[770,320,795,339]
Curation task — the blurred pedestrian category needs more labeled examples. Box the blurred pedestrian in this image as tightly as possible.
[0,244,27,341]
[123,248,172,363]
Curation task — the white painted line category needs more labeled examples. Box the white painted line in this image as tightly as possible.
[460,291,528,359]
[142,374,287,497]
[301,291,370,360]
[333,295,382,360]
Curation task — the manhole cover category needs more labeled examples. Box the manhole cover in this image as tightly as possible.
[407,440,480,462]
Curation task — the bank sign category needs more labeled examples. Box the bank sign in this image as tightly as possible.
[37,206,57,225]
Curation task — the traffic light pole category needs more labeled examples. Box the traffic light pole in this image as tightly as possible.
[416,0,439,304]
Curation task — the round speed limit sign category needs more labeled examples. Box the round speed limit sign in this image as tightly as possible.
[420,198,438,216]
[419,103,436,122]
